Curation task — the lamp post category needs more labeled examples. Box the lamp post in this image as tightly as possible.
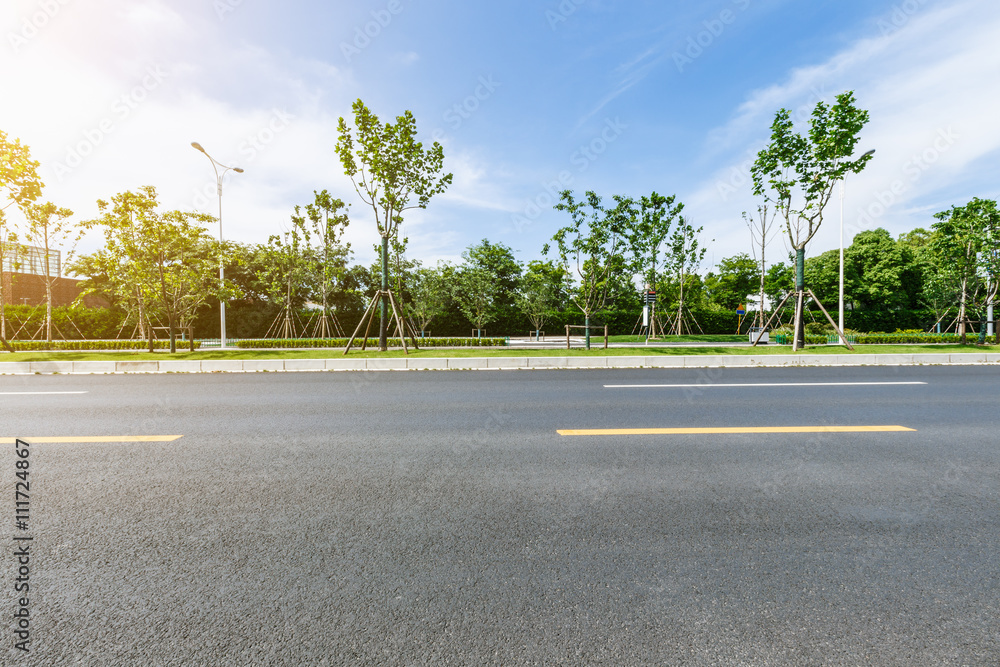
[192,142,243,349]
[839,148,875,335]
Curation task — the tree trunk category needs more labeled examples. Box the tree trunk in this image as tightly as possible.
[379,235,389,351]
[794,247,806,349]
[585,313,591,349]
[676,267,685,336]
[44,233,53,345]
[958,276,967,343]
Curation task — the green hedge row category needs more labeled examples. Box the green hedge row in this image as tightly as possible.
[234,337,508,349]
[9,339,201,351]
[770,332,966,345]
[1,305,129,340]
[850,333,962,344]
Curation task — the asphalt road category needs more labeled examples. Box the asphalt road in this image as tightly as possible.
[1,365,998,665]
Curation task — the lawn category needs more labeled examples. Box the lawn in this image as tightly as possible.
[0,343,994,362]
[605,334,746,343]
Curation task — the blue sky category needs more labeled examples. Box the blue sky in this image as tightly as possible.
[2,0,998,274]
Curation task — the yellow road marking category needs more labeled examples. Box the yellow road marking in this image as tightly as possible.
[558,426,915,436]
[0,436,184,443]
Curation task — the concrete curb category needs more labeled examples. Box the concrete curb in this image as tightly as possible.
[1,353,999,375]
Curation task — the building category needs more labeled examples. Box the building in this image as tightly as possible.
[1,244,106,308]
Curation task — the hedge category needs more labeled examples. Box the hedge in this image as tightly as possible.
[0,302,959,340]
[234,337,508,349]
[9,339,201,351]
[770,332,966,345]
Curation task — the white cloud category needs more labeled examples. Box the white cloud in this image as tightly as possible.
[686,0,1000,270]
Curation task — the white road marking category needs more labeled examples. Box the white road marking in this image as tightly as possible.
[0,391,89,395]
[604,382,928,388]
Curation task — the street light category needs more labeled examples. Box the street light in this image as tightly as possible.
[192,142,243,349]
[839,149,875,336]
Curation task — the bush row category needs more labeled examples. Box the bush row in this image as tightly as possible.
[770,332,967,345]
[850,333,963,344]
[234,337,508,349]
[9,339,201,351]
[2,303,959,340]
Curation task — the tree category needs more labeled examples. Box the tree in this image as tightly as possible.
[705,253,758,311]
[146,211,222,352]
[294,190,350,337]
[663,217,708,335]
[744,204,778,329]
[844,227,919,311]
[763,261,794,309]
[81,187,218,352]
[452,265,498,335]
[625,192,685,335]
[256,225,313,339]
[930,198,1000,341]
[408,263,451,336]
[0,130,43,213]
[0,130,44,350]
[803,249,841,307]
[336,99,452,351]
[751,91,872,348]
[22,202,75,344]
[517,260,566,337]
[463,239,522,317]
[545,190,632,348]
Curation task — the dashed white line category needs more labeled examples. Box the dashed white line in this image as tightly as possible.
[0,391,89,395]
[604,382,928,388]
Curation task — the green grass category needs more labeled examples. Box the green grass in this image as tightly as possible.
[606,334,745,343]
[0,343,993,362]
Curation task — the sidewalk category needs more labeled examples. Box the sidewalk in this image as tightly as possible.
[2,352,999,374]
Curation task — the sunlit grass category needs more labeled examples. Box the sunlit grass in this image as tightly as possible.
[0,343,993,362]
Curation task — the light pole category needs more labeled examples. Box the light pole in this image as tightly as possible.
[192,142,243,349]
[839,148,875,335]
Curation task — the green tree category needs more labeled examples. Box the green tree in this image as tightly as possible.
[409,263,451,335]
[930,198,1000,340]
[844,227,920,310]
[663,217,708,334]
[336,99,452,350]
[803,249,840,307]
[1,130,44,349]
[623,192,684,336]
[463,239,522,317]
[545,190,633,348]
[517,260,567,336]
[704,253,757,311]
[625,192,684,315]
[256,225,313,339]
[763,261,794,307]
[82,187,218,352]
[751,91,873,347]
[293,190,351,337]
[22,202,75,344]
[452,265,498,334]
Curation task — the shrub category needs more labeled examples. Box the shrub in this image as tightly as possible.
[9,339,201,351]
[234,337,507,349]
